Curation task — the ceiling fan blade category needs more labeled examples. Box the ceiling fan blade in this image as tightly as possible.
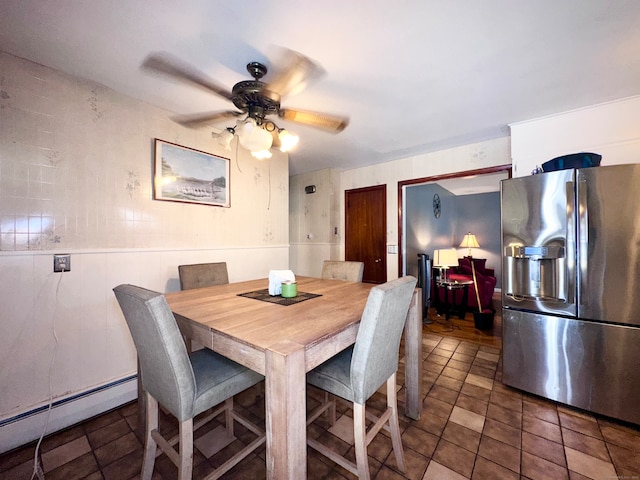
[265,47,325,98]
[171,110,242,128]
[142,52,233,101]
[279,108,349,133]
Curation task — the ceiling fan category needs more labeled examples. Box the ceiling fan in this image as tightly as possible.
[142,48,348,156]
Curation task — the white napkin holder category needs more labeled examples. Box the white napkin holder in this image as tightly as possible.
[268,270,296,296]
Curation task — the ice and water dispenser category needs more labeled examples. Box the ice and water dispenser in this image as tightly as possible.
[504,244,567,302]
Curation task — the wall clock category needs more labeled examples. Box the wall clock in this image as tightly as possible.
[433,194,441,218]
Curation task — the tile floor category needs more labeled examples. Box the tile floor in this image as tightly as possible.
[2,313,640,480]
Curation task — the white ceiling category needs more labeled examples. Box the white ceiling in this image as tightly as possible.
[1,1,639,176]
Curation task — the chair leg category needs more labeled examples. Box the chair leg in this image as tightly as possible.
[224,397,234,438]
[387,373,406,472]
[306,391,337,427]
[178,419,194,480]
[353,403,370,480]
[141,392,158,480]
[155,398,264,480]
[326,391,336,425]
[310,395,398,479]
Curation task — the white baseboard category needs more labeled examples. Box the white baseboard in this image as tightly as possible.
[0,375,137,455]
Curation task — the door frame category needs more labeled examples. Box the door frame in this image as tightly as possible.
[397,164,512,276]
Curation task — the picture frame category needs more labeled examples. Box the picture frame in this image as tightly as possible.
[153,139,230,207]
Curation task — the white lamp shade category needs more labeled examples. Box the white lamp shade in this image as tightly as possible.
[459,232,480,256]
[237,119,273,152]
[216,129,235,150]
[251,149,273,160]
[459,233,480,249]
[278,129,299,152]
[433,248,458,268]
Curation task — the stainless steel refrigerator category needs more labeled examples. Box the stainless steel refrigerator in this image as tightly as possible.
[501,163,640,425]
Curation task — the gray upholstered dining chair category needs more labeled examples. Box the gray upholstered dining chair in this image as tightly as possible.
[177,262,230,351]
[178,262,229,290]
[113,284,264,480]
[321,260,365,282]
[306,275,417,480]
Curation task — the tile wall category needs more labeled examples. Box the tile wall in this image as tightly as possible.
[0,51,290,451]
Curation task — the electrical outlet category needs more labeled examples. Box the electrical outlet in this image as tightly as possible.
[54,254,71,272]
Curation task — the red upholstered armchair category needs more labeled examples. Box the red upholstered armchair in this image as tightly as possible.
[449,257,497,312]
[432,257,497,313]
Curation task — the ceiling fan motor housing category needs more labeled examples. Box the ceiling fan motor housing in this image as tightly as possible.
[230,62,281,122]
[231,80,280,122]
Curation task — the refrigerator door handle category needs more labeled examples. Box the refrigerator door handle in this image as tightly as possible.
[565,180,576,305]
[576,177,588,306]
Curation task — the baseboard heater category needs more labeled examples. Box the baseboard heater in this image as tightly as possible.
[0,375,137,455]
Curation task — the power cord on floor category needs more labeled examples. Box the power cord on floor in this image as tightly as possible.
[425,320,454,333]
[424,308,455,333]
[30,267,65,480]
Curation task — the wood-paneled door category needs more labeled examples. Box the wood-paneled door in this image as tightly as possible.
[345,185,386,284]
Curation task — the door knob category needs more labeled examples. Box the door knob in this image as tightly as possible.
[374,258,382,263]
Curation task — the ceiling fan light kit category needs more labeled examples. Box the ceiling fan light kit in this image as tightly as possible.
[212,118,298,158]
[215,128,236,150]
[237,118,273,152]
[143,48,348,158]
[278,129,299,152]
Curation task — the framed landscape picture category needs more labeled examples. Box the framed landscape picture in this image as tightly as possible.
[153,139,230,207]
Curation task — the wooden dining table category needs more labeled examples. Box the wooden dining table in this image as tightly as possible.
[164,276,423,480]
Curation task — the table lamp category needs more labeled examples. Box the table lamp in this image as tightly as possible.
[459,232,480,258]
[433,248,458,283]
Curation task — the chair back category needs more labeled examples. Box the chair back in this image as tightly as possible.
[321,260,364,282]
[179,262,229,290]
[113,284,196,421]
[350,276,417,404]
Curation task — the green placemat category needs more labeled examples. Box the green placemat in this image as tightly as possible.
[237,289,321,306]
